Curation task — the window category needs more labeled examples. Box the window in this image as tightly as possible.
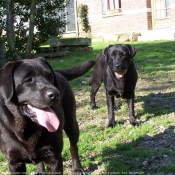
[102,0,121,15]
[65,0,77,33]
[155,0,170,19]
[108,0,121,10]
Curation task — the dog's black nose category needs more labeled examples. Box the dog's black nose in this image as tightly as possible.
[46,89,59,101]
[115,64,121,69]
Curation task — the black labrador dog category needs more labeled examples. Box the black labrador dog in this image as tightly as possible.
[89,44,138,127]
[0,57,95,174]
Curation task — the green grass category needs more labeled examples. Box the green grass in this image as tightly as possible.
[1,40,175,174]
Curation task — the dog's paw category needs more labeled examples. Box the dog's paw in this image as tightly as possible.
[131,122,139,126]
[129,116,138,126]
[114,105,120,111]
[73,167,85,174]
[91,105,99,110]
[107,121,116,128]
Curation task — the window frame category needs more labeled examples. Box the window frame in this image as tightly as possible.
[65,0,77,33]
[155,0,170,19]
[102,0,122,15]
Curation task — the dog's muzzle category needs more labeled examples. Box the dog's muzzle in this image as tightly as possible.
[114,64,127,78]
[45,88,59,105]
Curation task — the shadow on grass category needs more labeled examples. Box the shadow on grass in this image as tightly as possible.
[86,125,175,174]
[103,125,175,174]
[135,91,175,123]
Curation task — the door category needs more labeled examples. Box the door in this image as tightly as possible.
[152,0,171,29]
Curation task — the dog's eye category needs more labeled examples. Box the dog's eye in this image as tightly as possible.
[24,77,32,83]
[121,52,126,57]
[110,54,114,59]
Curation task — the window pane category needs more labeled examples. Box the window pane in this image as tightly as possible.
[66,0,76,32]
[114,0,119,9]
[166,9,170,17]
[166,0,170,7]
[156,10,161,19]
[102,0,108,14]
[165,0,170,17]
[155,0,170,19]
[109,0,114,10]
[160,0,164,9]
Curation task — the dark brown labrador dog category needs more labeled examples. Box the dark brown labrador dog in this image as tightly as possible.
[0,57,95,174]
[89,44,138,127]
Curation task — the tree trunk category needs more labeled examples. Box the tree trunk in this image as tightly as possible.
[0,37,6,67]
[26,0,37,58]
[6,0,20,60]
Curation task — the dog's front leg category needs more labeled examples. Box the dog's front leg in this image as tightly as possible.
[9,161,26,175]
[127,98,137,126]
[106,93,116,127]
[46,156,63,175]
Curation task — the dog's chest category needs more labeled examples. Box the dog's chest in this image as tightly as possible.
[8,124,54,162]
[16,131,59,164]
[104,66,126,97]
[106,77,125,97]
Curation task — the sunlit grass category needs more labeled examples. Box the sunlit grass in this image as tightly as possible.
[1,40,175,174]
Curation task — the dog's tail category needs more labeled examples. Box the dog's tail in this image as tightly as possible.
[55,60,95,81]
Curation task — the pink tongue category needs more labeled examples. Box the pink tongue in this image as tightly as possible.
[115,72,123,78]
[27,105,60,132]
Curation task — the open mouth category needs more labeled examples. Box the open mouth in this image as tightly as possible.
[20,104,60,132]
[115,69,127,79]
[115,72,123,78]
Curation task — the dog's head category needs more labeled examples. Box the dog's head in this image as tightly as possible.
[102,44,136,78]
[0,57,60,132]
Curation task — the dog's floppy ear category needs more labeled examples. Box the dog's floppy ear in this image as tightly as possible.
[0,61,17,103]
[126,44,137,59]
[102,45,113,59]
[38,57,59,88]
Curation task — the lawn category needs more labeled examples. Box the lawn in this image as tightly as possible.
[1,40,175,174]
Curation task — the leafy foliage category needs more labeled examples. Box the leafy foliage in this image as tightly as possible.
[78,4,91,34]
[0,0,69,52]
[0,1,5,35]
